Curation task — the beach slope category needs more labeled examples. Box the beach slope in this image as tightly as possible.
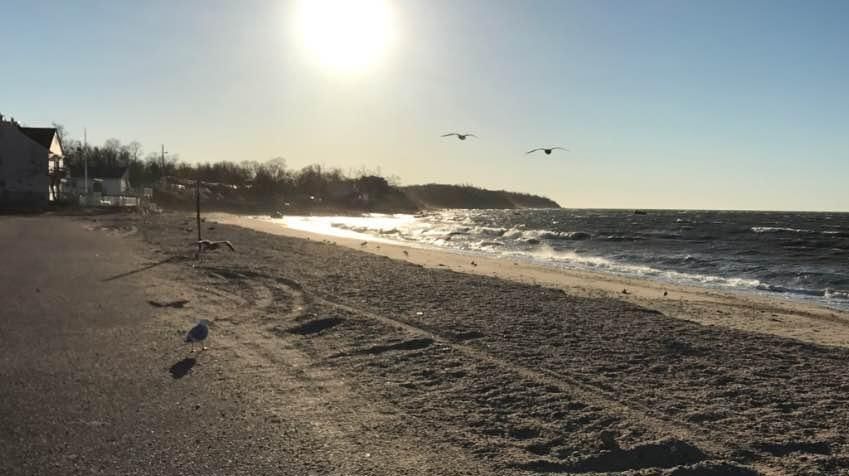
[4,212,849,475]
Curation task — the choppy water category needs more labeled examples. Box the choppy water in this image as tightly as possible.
[263,209,849,311]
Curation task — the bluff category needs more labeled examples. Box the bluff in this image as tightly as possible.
[402,184,560,210]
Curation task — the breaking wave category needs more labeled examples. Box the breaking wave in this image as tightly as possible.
[261,208,849,311]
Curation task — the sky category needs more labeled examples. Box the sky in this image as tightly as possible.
[2,0,848,211]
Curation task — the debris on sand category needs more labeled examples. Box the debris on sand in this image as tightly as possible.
[148,299,190,308]
[197,240,235,252]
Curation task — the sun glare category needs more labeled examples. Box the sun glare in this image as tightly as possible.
[295,0,396,73]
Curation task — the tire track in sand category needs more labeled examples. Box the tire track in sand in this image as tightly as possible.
[190,267,786,475]
[307,290,789,476]
[186,268,498,475]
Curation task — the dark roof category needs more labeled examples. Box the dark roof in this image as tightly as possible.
[18,127,57,150]
[68,165,129,179]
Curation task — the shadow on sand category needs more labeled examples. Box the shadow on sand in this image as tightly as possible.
[102,256,180,282]
[169,358,196,379]
[148,299,190,308]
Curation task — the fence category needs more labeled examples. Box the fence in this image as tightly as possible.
[78,193,139,208]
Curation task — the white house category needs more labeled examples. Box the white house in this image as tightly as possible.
[0,116,64,209]
[70,166,131,196]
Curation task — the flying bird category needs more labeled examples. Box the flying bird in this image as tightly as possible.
[185,319,209,352]
[526,147,568,155]
[197,240,235,252]
[441,133,477,141]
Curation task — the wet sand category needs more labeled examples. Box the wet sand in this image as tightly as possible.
[6,212,849,475]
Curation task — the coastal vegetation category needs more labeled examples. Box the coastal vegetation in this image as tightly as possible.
[403,184,559,209]
[58,133,560,213]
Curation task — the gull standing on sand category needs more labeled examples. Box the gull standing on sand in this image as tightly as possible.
[526,147,568,155]
[441,133,477,141]
[185,319,209,352]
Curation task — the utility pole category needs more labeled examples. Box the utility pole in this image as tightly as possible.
[83,128,88,195]
[196,179,202,258]
[161,144,166,174]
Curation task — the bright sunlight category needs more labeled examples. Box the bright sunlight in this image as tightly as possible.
[294,0,396,73]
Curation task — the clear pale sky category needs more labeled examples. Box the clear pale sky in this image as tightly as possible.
[2,0,848,211]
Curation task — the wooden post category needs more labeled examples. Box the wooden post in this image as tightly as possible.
[196,179,202,257]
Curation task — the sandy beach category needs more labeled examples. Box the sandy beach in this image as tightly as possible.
[211,213,849,349]
[5,212,849,475]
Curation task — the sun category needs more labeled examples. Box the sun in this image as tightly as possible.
[294,0,396,73]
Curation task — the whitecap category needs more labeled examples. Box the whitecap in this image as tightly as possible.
[751,226,813,234]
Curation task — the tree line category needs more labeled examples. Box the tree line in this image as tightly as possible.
[55,127,560,211]
[56,127,411,211]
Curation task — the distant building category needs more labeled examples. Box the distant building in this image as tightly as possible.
[66,165,138,207]
[0,115,65,209]
[69,166,131,196]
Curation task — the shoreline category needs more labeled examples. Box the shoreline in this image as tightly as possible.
[209,212,849,348]
[11,212,847,475]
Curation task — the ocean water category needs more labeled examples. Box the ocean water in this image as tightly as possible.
[263,209,849,311]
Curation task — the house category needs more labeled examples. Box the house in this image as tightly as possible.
[0,115,65,209]
[69,165,131,196]
[67,165,138,207]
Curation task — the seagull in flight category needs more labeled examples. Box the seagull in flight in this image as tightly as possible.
[185,319,209,352]
[441,133,477,141]
[526,147,568,155]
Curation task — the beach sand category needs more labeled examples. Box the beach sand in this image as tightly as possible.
[6,211,849,475]
[211,213,849,349]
